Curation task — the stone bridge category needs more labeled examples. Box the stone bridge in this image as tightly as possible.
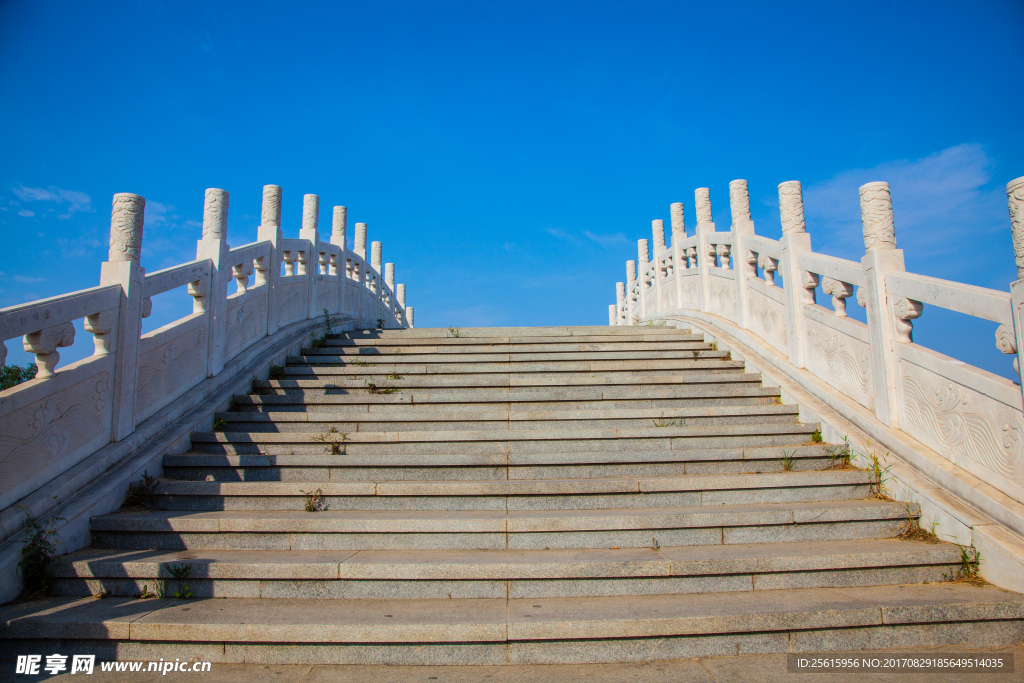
[2,177,1024,665]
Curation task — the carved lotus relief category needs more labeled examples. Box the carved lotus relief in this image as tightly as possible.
[0,375,109,497]
[900,361,1024,485]
[226,294,267,355]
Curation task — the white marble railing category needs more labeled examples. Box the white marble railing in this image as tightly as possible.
[0,185,411,513]
[611,176,1024,509]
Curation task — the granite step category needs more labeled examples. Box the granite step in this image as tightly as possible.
[88,499,915,551]
[318,340,711,354]
[296,350,729,363]
[343,325,690,338]
[165,444,838,481]
[5,584,1022,665]
[48,539,963,600]
[145,470,871,511]
[211,404,801,433]
[286,357,742,373]
[324,333,704,347]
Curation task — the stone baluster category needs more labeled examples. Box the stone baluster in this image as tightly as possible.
[257,185,284,336]
[194,188,229,376]
[716,244,731,269]
[777,181,813,368]
[330,206,348,313]
[23,323,75,379]
[407,306,415,328]
[299,194,320,319]
[232,261,253,293]
[84,310,115,357]
[283,251,297,276]
[760,255,778,285]
[1007,177,1024,381]
[638,239,650,318]
[822,278,855,317]
[859,180,910,428]
[99,193,147,440]
[729,180,756,330]
[800,271,819,305]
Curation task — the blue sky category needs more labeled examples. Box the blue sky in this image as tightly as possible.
[1,0,1023,378]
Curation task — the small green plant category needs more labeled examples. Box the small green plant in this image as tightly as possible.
[228,395,240,411]
[810,429,823,443]
[1,363,39,391]
[302,487,326,512]
[17,497,65,597]
[376,318,385,329]
[136,584,158,599]
[778,449,796,472]
[945,546,984,584]
[309,329,326,349]
[94,589,111,599]
[123,472,159,509]
[448,325,461,338]
[691,350,700,359]
[251,375,273,396]
[366,380,400,395]
[387,370,404,381]
[213,417,227,431]
[162,563,194,599]
[651,536,661,550]
[311,427,349,455]
[393,347,403,356]
[866,447,893,499]
[353,359,376,367]
[651,412,681,428]
[708,342,718,351]
[323,308,335,338]
[269,365,286,380]
[824,437,852,469]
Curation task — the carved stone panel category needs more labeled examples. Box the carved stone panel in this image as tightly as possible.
[279,281,308,326]
[748,287,789,354]
[135,325,207,420]
[225,292,268,357]
[899,359,1024,486]
[678,274,700,309]
[708,276,736,322]
[805,316,872,407]
[0,372,110,501]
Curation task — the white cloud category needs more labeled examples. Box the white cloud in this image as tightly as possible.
[803,144,1005,263]
[17,210,34,218]
[545,227,577,242]
[144,201,178,226]
[13,274,45,283]
[583,230,629,247]
[13,185,93,219]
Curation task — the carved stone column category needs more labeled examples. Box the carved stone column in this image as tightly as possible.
[652,219,666,254]
[616,281,626,326]
[406,306,415,328]
[777,181,813,369]
[397,283,406,326]
[354,223,368,260]
[694,188,715,314]
[670,202,686,317]
[859,181,907,427]
[1006,177,1024,386]
[626,260,637,325]
[608,304,616,326]
[100,193,147,440]
[299,194,321,320]
[384,263,396,320]
[257,185,284,335]
[730,179,756,330]
[330,206,348,313]
[352,223,368,317]
[196,188,230,377]
[638,239,650,319]
[651,220,666,311]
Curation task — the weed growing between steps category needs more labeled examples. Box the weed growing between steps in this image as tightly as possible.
[312,426,349,454]
[897,502,940,543]
[121,472,158,509]
[946,546,985,585]
[251,375,273,396]
[447,325,461,338]
[824,438,853,469]
[778,450,796,471]
[811,429,823,442]
[353,359,376,367]
[387,370,404,380]
[377,318,385,329]
[302,488,326,511]
[366,380,400,394]
[269,364,286,380]
[16,497,64,599]
[162,563,193,598]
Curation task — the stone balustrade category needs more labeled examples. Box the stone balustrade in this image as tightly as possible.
[610,176,1024,514]
[0,185,411,521]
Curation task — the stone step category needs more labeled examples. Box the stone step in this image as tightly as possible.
[298,350,729,364]
[235,384,782,410]
[213,404,801,433]
[6,584,1021,664]
[344,325,690,339]
[319,340,710,354]
[325,332,704,347]
[49,539,962,600]
[192,424,819,456]
[146,470,871,511]
[286,357,741,374]
[259,371,759,393]
[165,444,837,481]
[89,499,913,551]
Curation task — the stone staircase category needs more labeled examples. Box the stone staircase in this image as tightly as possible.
[3,325,1024,664]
